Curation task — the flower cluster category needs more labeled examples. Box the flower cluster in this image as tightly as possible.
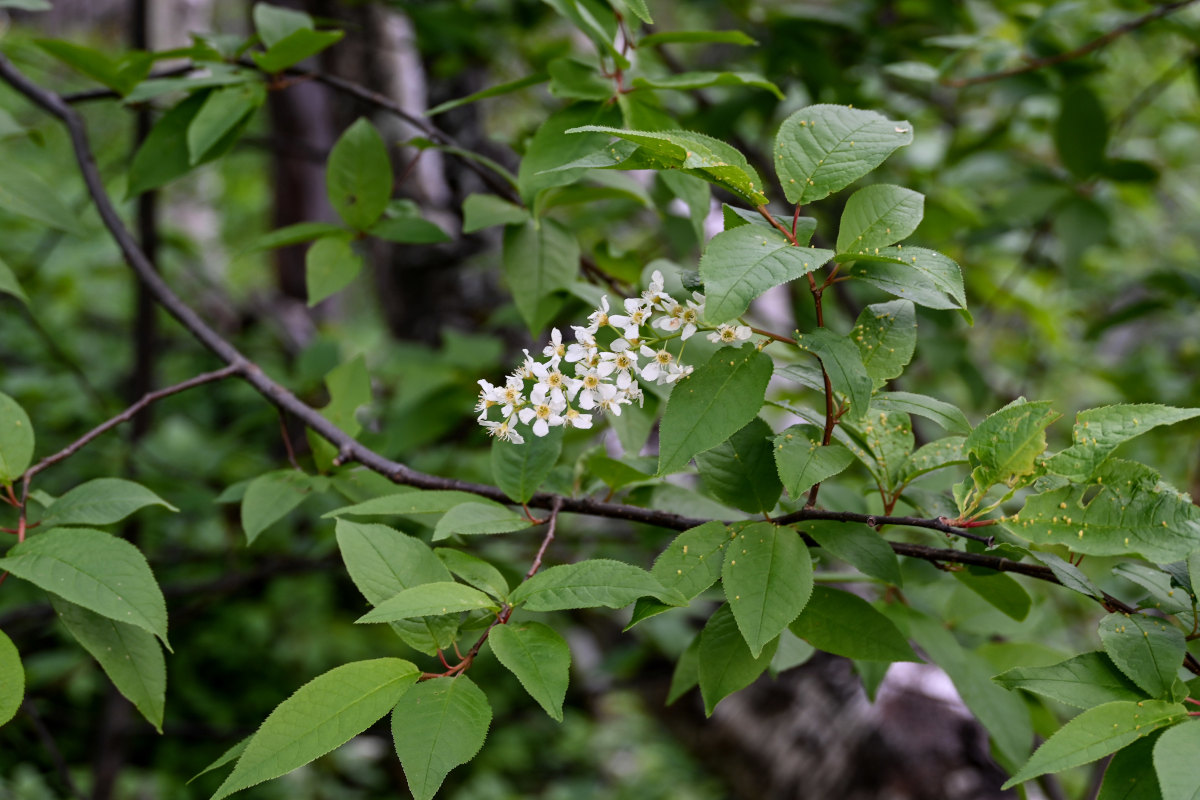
[476,271,754,442]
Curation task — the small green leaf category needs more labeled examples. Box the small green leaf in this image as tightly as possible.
[502,218,579,333]
[649,520,728,600]
[1047,404,1200,482]
[698,604,777,716]
[252,28,343,73]
[845,246,968,313]
[964,398,1059,497]
[853,300,916,383]
[630,71,782,99]
[1030,551,1105,600]
[491,425,563,503]
[1153,721,1200,800]
[548,57,613,101]
[189,737,250,785]
[805,521,903,586]
[794,328,873,423]
[1055,83,1108,180]
[305,234,363,306]
[993,651,1147,710]
[873,392,971,435]
[638,30,757,46]
[129,91,250,197]
[667,634,701,705]
[1099,613,1186,699]
[489,621,570,721]
[435,549,509,601]
[900,436,967,482]
[1097,735,1161,800]
[432,502,531,541]
[462,194,529,233]
[1002,700,1185,790]
[0,391,35,484]
[428,73,548,117]
[391,676,491,800]
[773,424,855,498]
[35,39,150,95]
[212,658,419,799]
[0,628,23,727]
[0,160,84,235]
[356,582,499,623]
[789,587,919,662]
[952,570,1031,621]
[52,596,165,732]
[368,215,450,244]
[253,2,313,48]
[326,118,393,231]
[836,185,924,254]
[775,104,913,204]
[187,82,265,165]
[243,221,347,253]
[1113,563,1192,614]
[0,257,29,305]
[518,103,621,205]
[698,225,834,324]
[657,345,774,475]
[324,489,482,519]
[0,528,168,645]
[240,471,311,543]
[695,418,781,514]
[39,477,177,529]
[510,559,685,611]
[723,522,813,657]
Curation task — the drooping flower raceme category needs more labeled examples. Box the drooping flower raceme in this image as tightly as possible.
[476,271,756,440]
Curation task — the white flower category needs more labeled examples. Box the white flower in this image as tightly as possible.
[530,360,570,403]
[587,296,611,330]
[518,385,566,436]
[563,407,593,430]
[640,347,676,383]
[653,299,684,333]
[707,323,753,344]
[512,349,537,380]
[483,417,524,444]
[608,297,651,338]
[598,347,640,389]
[565,326,597,363]
[476,379,499,416]
[593,383,625,415]
[641,270,673,308]
[678,295,704,340]
[542,328,567,360]
[497,376,526,416]
[663,361,693,384]
[575,365,606,409]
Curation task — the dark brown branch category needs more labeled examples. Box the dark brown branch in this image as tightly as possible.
[23,365,240,481]
[942,0,1200,88]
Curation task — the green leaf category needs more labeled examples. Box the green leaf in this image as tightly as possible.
[326,118,392,231]
[189,737,250,785]
[462,194,529,233]
[698,225,835,324]
[612,0,652,23]
[510,559,685,611]
[253,2,312,48]
[368,215,450,244]
[845,246,968,313]
[723,522,813,657]
[356,582,499,623]
[1099,613,1186,699]
[698,604,777,716]
[963,398,1059,497]
[805,520,903,586]
[857,407,916,490]
[212,658,419,799]
[489,621,570,721]
[1113,563,1192,614]
[0,257,29,305]
[187,82,265,165]
[392,676,491,800]
[1011,459,1200,563]
[240,470,311,543]
[695,418,781,514]
[335,520,452,605]
[794,328,873,423]
[657,344,774,475]
[660,170,709,242]
[252,28,344,73]
[427,73,548,117]
[518,103,621,205]
[305,234,363,306]
[774,104,913,204]
[243,221,347,253]
[1030,551,1105,600]
[993,651,1148,710]
[952,570,1032,621]
[325,489,485,519]
[1098,736,1161,800]
[52,596,165,732]
[1056,83,1108,180]
[721,204,816,242]
[0,628,23,727]
[548,57,613,101]
[853,299,916,383]
[873,391,971,435]
[0,528,168,645]
[770,629,817,675]
[639,30,757,46]
[0,160,84,235]
[584,452,651,492]
[1154,721,1200,800]
[772,425,855,499]
[0,391,34,484]
[667,633,701,705]
[570,125,768,205]
[649,520,728,600]
[35,39,151,95]
[129,91,250,197]
[502,218,579,333]
[1002,700,1185,790]
[491,425,563,503]
[836,185,924,254]
[435,549,509,601]
[432,501,531,541]
[789,587,919,662]
[900,436,967,482]
[41,478,176,528]
[1047,404,1200,482]
[630,71,782,99]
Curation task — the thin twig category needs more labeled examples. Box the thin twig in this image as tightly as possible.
[23,365,240,481]
[942,0,1200,88]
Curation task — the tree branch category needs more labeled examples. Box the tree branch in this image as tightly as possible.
[941,0,1200,88]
